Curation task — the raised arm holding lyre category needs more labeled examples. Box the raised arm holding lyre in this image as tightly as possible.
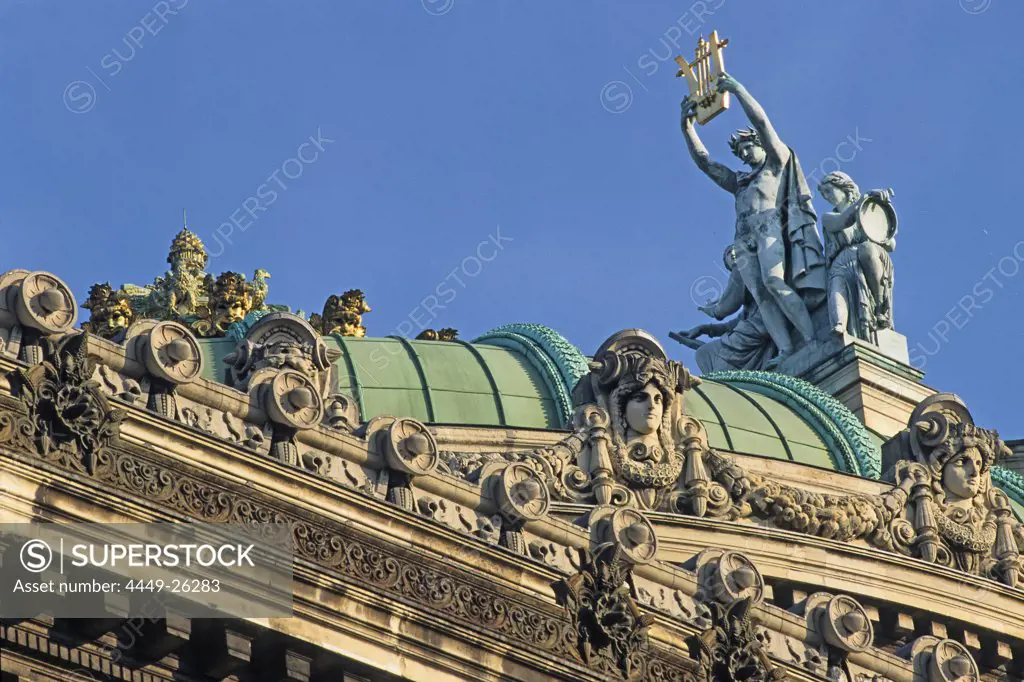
[680,98,737,193]
[715,72,788,168]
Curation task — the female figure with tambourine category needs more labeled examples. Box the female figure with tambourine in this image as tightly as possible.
[817,172,897,341]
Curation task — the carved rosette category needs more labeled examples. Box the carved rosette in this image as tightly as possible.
[494,462,550,524]
[141,321,204,384]
[125,319,204,419]
[266,370,325,430]
[805,593,873,653]
[0,270,78,364]
[16,271,77,335]
[384,418,439,476]
[368,416,439,512]
[928,640,979,682]
[591,506,658,566]
[905,637,979,682]
[696,548,765,606]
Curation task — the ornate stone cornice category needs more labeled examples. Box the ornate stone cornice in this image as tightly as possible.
[0,380,700,682]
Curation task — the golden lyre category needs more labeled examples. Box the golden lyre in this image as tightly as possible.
[675,31,730,125]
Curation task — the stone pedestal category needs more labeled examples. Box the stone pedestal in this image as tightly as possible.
[777,331,935,440]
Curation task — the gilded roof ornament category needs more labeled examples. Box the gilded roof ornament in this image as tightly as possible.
[82,225,275,338]
[309,289,371,337]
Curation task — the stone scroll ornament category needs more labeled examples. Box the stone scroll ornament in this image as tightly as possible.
[901,637,980,682]
[365,416,440,512]
[259,368,325,466]
[0,270,78,365]
[799,592,875,681]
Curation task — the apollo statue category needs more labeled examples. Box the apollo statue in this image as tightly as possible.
[676,72,827,369]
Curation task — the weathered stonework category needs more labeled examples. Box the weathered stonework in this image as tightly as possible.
[0,269,1019,681]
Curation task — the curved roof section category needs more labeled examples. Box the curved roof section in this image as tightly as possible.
[702,370,882,478]
[326,335,562,428]
[191,327,1024,512]
[193,329,865,471]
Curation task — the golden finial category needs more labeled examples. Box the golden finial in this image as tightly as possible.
[168,222,208,269]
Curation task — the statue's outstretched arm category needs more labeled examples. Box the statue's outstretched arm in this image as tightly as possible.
[717,74,788,166]
[681,100,737,193]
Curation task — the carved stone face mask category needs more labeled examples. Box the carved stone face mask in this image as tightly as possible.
[942,447,983,501]
[625,383,663,436]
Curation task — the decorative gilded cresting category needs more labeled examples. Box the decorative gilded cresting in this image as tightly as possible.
[416,327,458,341]
[309,289,371,337]
[82,226,272,339]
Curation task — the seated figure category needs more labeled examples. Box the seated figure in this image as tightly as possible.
[671,245,776,372]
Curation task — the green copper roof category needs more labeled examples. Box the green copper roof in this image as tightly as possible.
[703,370,883,477]
[193,330,854,468]
[326,335,561,428]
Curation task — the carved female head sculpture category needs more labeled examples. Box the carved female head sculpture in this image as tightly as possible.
[624,384,664,438]
[612,363,674,459]
[575,331,700,496]
[941,445,984,503]
[930,427,999,507]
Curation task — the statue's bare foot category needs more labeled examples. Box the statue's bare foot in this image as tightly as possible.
[831,324,845,336]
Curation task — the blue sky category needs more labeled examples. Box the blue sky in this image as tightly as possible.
[1,1,1022,433]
